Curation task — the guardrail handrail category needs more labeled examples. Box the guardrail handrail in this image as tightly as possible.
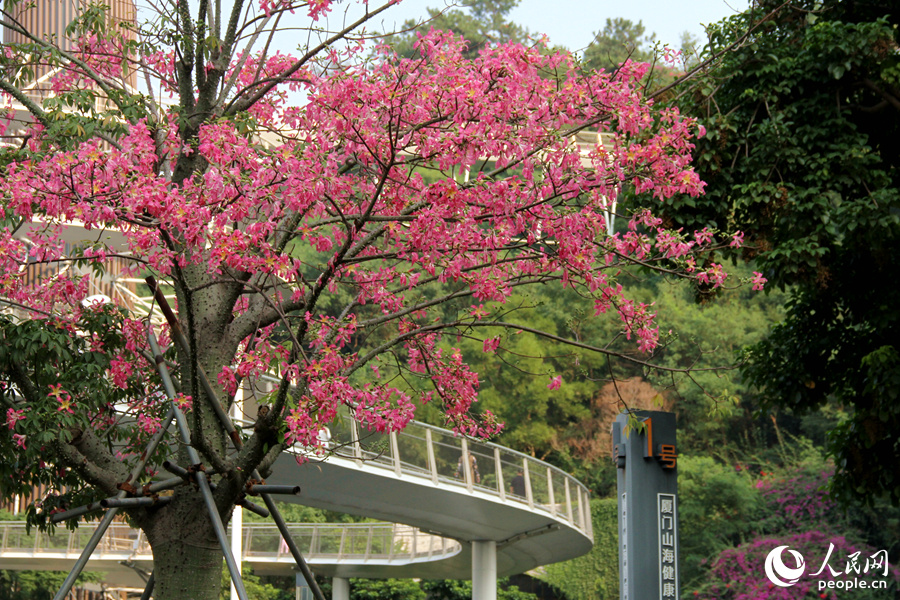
[288,405,593,540]
[0,521,461,563]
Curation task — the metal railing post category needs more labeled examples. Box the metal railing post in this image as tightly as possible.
[425,428,439,485]
[577,488,587,531]
[350,417,363,466]
[388,526,396,561]
[310,526,319,557]
[495,448,505,501]
[547,467,556,516]
[390,431,402,477]
[523,459,534,510]
[461,438,473,492]
[564,478,574,524]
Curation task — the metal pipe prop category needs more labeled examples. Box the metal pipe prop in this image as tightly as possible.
[52,405,177,600]
[246,484,301,496]
[139,572,154,600]
[162,460,190,478]
[146,276,325,600]
[162,461,270,518]
[49,477,185,523]
[145,276,235,441]
[49,501,104,524]
[142,476,186,496]
[148,331,249,600]
[261,493,325,600]
[100,496,172,509]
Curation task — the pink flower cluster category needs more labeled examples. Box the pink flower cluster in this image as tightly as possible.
[0,25,756,459]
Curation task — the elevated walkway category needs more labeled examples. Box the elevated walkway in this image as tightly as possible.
[0,411,593,588]
[0,521,460,587]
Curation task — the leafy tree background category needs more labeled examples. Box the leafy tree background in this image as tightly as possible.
[3,0,899,598]
[660,0,900,504]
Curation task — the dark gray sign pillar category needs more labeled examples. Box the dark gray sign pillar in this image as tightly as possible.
[612,410,679,600]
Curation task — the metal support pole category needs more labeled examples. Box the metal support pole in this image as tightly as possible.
[261,493,327,600]
[148,331,249,600]
[230,502,243,600]
[245,484,301,496]
[145,278,325,600]
[332,577,350,600]
[139,572,155,600]
[101,497,172,509]
[52,405,177,600]
[472,540,497,600]
[52,508,116,600]
[49,501,105,523]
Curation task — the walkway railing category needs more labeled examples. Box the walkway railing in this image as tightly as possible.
[310,407,594,540]
[0,521,460,564]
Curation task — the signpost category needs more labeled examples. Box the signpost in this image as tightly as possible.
[612,410,679,600]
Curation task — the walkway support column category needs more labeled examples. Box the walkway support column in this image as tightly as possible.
[472,540,497,600]
[332,577,350,600]
[230,387,245,600]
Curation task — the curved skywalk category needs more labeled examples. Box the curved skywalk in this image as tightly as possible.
[266,410,594,579]
[0,410,593,586]
[0,521,461,587]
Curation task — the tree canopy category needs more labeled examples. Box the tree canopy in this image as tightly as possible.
[661,0,900,503]
[0,0,733,597]
[582,18,655,73]
[384,0,531,59]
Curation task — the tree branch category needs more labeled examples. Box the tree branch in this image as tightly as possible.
[57,427,131,496]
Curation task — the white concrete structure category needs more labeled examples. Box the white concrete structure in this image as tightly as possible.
[0,409,594,598]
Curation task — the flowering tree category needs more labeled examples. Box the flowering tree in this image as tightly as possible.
[0,1,733,598]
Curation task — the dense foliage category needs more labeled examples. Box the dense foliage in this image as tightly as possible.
[662,0,900,503]
[0,0,734,597]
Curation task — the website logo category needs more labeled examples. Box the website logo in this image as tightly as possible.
[761,543,892,592]
[764,545,806,587]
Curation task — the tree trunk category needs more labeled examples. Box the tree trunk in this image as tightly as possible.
[144,496,229,600]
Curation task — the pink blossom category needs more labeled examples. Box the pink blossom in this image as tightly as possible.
[752,271,768,291]
[5,408,25,430]
[483,337,501,353]
[547,376,562,390]
[173,394,192,412]
[108,359,133,389]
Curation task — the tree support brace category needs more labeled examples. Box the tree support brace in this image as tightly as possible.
[148,329,250,600]
[146,276,326,600]
[51,406,176,600]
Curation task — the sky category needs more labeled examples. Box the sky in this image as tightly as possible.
[369,0,753,53]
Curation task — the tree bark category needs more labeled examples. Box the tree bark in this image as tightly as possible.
[144,494,229,600]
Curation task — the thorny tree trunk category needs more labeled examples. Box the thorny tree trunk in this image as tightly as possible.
[143,492,233,600]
